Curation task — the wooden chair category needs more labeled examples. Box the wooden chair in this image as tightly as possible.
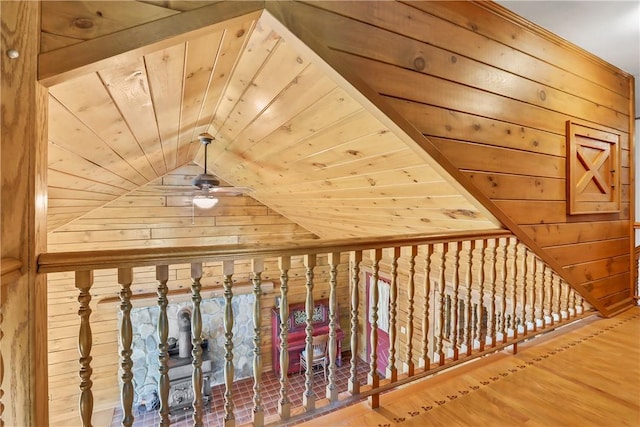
[299,334,329,381]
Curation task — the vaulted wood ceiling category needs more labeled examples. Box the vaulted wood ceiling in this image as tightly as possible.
[43,1,501,238]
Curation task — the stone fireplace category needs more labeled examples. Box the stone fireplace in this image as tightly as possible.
[126,293,257,413]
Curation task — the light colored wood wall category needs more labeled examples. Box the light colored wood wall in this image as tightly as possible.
[265,0,635,314]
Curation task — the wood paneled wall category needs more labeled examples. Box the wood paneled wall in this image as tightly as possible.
[266,0,635,313]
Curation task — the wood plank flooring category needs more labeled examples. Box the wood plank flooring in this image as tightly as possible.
[303,307,640,427]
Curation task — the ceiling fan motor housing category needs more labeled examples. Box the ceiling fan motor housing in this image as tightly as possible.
[192,173,220,189]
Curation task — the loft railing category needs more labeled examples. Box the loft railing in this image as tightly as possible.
[38,230,593,427]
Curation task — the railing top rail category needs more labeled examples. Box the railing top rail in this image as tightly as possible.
[38,229,511,273]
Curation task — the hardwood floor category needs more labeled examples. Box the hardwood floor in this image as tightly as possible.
[303,307,640,427]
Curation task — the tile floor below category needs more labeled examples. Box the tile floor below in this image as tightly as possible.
[111,353,371,426]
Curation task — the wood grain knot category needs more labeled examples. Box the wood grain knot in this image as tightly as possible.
[73,18,94,29]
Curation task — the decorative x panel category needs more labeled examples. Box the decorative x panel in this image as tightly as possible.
[566,121,620,214]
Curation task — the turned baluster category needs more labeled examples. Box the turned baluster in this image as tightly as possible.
[487,239,498,347]
[529,255,538,332]
[568,288,576,318]
[405,245,418,376]
[543,266,553,326]
[420,244,433,370]
[435,243,447,366]
[222,260,236,426]
[575,293,585,314]
[499,238,508,342]
[387,247,400,382]
[508,240,518,339]
[560,280,570,320]
[369,248,382,408]
[450,242,462,360]
[76,270,94,427]
[547,270,556,325]
[302,254,316,411]
[534,259,544,329]
[349,251,362,395]
[520,245,529,334]
[326,252,340,402]
[156,265,170,426]
[118,267,134,427]
[552,273,561,323]
[252,258,265,426]
[463,241,475,356]
[277,256,291,419]
[191,262,204,426]
[475,240,487,352]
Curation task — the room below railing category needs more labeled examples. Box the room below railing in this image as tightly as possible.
[38,230,593,427]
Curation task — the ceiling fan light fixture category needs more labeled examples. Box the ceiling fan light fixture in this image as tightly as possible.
[193,196,218,209]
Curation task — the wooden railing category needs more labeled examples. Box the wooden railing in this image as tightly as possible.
[38,230,594,426]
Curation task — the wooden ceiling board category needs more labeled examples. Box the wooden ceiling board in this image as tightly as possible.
[175,30,225,165]
[98,57,168,176]
[208,20,281,140]
[48,98,146,188]
[48,73,158,182]
[186,19,256,161]
[144,43,186,173]
[140,1,222,13]
[45,9,500,238]
[41,1,180,43]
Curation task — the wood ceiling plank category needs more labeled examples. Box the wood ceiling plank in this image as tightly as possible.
[267,194,477,211]
[49,73,158,182]
[259,164,446,193]
[145,43,186,173]
[210,66,342,175]
[48,143,138,192]
[259,181,451,199]
[175,30,225,166]
[41,1,180,40]
[41,32,83,53]
[225,91,366,173]
[209,18,281,137]
[98,57,167,176]
[293,129,405,170]
[48,98,148,187]
[47,170,125,196]
[188,19,255,160]
[227,64,338,153]
[267,148,421,186]
[216,39,309,143]
[138,1,220,13]
[39,2,263,86]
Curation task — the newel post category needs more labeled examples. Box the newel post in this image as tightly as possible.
[1,2,49,426]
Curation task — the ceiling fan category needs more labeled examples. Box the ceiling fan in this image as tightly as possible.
[192,133,252,209]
